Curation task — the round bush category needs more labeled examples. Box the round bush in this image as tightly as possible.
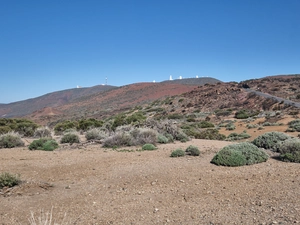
[211,142,269,167]
[142,143,157,150]
[29,138,59,151]
[278,138,300,163]
[60,133,80,144]
[0,132,24,148]
[185,145,200,156]
[170,149,185,157]
[157,134,169,144]
[288,119,300,132]
[252,131,291,151]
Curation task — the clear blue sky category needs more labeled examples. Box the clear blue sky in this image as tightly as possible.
[1,0,299,103]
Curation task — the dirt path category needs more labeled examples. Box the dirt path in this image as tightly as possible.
[1,139,300,224]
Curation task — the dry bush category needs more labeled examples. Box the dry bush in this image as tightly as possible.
[29,207,70,225]
[34,127,52,138]
[85,128,108,141]
[102,132,133,147]
[0,132,24,148]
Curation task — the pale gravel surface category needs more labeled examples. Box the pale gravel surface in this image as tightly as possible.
[1,139,300,225]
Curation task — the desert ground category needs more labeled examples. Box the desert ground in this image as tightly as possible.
[1,137,300,225]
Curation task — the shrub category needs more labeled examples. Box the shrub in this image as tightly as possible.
[252,132,291,151]
[14,120,39,137]
[176,132,189,142]
[126,111,146,124]
[167,114,184,120]
[211,142,269,167]
[235,110,259,119]
[215,109,232,117]
[112,114,127,131]
[0,132,24,148]
[226,131,251,141]
[77,118,103,131]
[29,138,59,151]
[287,119,300,132]
[85,128,108,141]
[54,121,78,135]
[42,140,59,151]
[130,128,158,146]
[0,172,21,188]
[278,139,300,163]
[157,134,169,144]
[60,133,80,144]
[34,127,52,138]
[0,126,12,135]
[226,123,236,130]
[142,143,157,150]
[143,119,184,142]
[198,121,214,128]
[246,124,258,129]
[185,145,200,156]
[194,129,226,140]
[102,132,133,148]
[170,149,185,157]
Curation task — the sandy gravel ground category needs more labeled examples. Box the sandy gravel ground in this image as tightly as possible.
[1,139,300,225]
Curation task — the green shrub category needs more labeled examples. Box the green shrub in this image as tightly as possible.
[226,131,251,141]
[278,139,300,163]
[262,122,281,126]
[42,140,59,151]
[126,112,146,124]
[77,118,103,131]
[112,113,127,131]
[287,119,300,132]
[170,149,185,157]
[186,117,196,122]
[0,172,21,189]
[176,132,189,143]
[167,114,184,120]
[198,121,214,128]
[211,142,269,167]
[215,109,232,117]
[0,126,12,135]
[0,132,24,148]
[60,133,80,144]
[235,110,259,119]
[246,124,258,129]
[194,129,226,140]
[164,133,174,143]
[34,127,52,138]
[157,134,169,144]
[28,138,59,151]
[226,123,236,130]
[14,119,39,137]
[54,121,78,135]
[85,128,108,141]
[142,143,157,150]
[185,145,200,156]
[252,132,291,151]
